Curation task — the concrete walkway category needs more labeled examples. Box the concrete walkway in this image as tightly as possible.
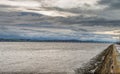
[95,44,120,74]
[115,44,120,73]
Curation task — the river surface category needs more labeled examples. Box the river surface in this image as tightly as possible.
[0,42,110,74]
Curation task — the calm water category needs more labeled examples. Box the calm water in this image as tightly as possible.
[0,42,110,74]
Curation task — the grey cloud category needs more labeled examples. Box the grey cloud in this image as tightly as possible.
[98,0,112,4]
[111,1,120,9]
[0,5,11,8]
[0,10,120,27]
[0,0,120,24]
[0,4,19,8]
[98,0,120,9]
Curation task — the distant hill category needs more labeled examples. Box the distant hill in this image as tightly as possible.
[0,38,117,43]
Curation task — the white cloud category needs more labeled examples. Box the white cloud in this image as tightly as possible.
[54,0,98,8]
[0,0,80,17]
[0,0,103,17]
[0,0,40,7]
[14,7,78,17]
[0,0,99,8]
[93,30,120,35]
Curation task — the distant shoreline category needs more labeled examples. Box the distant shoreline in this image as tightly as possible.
[0,39,117,43]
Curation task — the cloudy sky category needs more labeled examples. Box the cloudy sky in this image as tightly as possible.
[0,0,120,42]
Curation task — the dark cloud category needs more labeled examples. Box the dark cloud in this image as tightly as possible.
[98,0,120,9]
[111,1,120,9]
[0,4,19,8]
[98,0,112,4]
[0,10,120,27]
[0,5,10,8]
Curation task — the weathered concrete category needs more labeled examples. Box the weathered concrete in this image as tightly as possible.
[73,44,120,74]
[95,44,120,74]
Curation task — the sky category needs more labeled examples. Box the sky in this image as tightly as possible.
[0,0,120,42]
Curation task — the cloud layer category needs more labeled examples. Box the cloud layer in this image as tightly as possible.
[98,0,120,9]
[0,0,120,42]
[0,0,120,19]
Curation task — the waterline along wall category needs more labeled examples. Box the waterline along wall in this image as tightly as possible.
[76,44,120,74]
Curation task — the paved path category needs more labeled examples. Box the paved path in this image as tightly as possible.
[115,44,120,73]
[95,44,120,74]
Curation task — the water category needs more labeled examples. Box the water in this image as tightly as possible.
[0,42,110,74]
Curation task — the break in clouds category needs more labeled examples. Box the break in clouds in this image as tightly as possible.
[0,0,120,42]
